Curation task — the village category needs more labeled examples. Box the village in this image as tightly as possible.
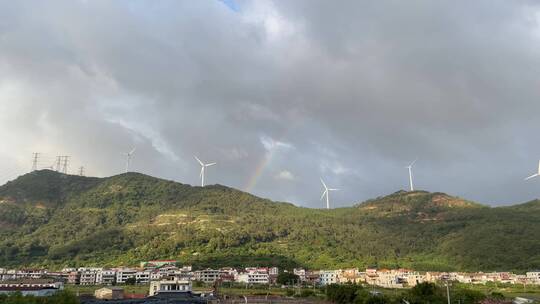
[1,260,540,299]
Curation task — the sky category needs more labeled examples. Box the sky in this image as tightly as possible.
[1,0,540,208]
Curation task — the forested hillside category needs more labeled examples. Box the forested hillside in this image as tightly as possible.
[0,170,539,272]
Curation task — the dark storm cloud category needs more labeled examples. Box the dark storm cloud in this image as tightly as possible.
[1,0,540,207]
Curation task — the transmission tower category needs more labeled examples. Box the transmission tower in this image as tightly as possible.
[55,156,63,172]
[78,166,85,176]
[61,156,70,174]
[31,153,40,171]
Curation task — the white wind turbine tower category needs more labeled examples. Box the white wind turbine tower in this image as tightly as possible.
[195,156,216,187]
[320,178,339,209]
[524,160,540,180]
[124,148,136,173]
[406,159,417,191]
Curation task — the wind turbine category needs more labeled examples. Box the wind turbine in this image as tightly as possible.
[524,160,540,180]
[195,156,216,187]
[320,178,339,209]
[406,159,417,191]
[124,148,136,173]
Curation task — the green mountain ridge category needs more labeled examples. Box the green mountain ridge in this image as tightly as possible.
[0,170,539,272]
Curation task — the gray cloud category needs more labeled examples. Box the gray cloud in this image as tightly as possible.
[1,0,540,207]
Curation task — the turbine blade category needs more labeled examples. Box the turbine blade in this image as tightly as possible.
[194,156,204,166]
[320,190,327,200]
[329,188,339,191]
[200,167,204,178]
[320,178,327,189]
[525,174,539,180]
[206,162,217,166]
[537,160,540,174]
[410,158,418,167]
[129,147,136,154]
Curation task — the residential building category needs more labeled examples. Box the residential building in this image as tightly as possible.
[237,271,269,284]
[136,271,151,284]
[526,271,540,283]
[149,278,192,297]
[194,269,220,283]
[0,279,63,297]
[67,271,81,285]
[116,268,137,284]
[293,268,306,282]
[340,268,363,284]
[96,269,116,285]
[319,270,340,286]
[80,270,97,285]
[95,287,124,300]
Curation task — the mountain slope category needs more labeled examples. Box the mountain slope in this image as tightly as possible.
[0,170,539,272]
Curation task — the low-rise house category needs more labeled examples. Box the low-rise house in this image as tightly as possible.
[95,287,124,300]
[0,279,63,297]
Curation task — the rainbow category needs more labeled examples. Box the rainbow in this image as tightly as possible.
[244,129,293,192]
[244,151,274,193]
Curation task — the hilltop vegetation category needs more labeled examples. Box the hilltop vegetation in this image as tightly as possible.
[0,170,539,271]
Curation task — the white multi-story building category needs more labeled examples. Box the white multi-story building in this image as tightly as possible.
[319,270,339,286]
[136,271,151,284]
[237,271,269,284]
[96,270,117,285]
[293,268,306,282]
[17,269,46,279]
[80,271,97,285]
[526,271,540,283]
[149,278,192,297]
[194,269,220,283]
[116,268,137,284]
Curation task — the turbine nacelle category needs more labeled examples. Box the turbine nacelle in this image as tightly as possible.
[124,147,136,173]
[195,156,216,187]
[406,158,417,191]
[320,178,339,209]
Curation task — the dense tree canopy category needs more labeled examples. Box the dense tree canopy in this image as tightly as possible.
[0,170,539,271]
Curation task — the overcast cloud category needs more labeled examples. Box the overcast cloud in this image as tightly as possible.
[1,0,540,207]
